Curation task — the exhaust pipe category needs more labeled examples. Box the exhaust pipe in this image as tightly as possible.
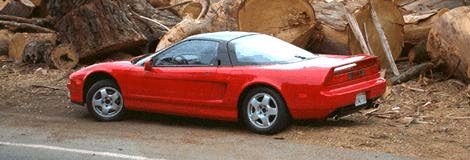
[328,115,340,121]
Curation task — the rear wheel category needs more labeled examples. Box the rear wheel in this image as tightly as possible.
[86,80,125,121]
[241,87,291,134]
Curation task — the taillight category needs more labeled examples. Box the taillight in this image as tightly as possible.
[325,57,380,86]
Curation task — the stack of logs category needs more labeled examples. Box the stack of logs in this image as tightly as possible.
[0,0,469,83]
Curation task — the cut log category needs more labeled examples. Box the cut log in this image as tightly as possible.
[369,0,400,76]
[8,33,57,62]
[22,41,54,64]
[238,0,316,48]
[342,5,370,55]
[307,0,367,55]
[156,0,317,50]
[45,43,78,70]
[309,24,350,54]
[0,0,35,17]
[398,0,465,14]
[0,29,13,55]
[397,0,464,45]
[53,0,180,59]
[404,9,448,44]
[348,0,404,69]
[308,0,404,67]
[427,6,470,81]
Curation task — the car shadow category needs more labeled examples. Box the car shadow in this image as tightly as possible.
[119,110,367,133]
[123,110,246,132]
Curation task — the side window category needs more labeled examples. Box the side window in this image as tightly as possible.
[155,40,219,66]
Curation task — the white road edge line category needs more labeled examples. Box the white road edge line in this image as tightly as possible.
[0,141,164,160]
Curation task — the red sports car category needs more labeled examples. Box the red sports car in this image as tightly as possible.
[67,32,386,134]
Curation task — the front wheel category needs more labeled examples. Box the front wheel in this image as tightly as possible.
[241,87,291,134]
[86,80,125,121]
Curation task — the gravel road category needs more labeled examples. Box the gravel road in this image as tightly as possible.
[0,109,413,160]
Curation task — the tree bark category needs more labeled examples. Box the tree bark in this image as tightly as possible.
[53,0,180,59]
[0,0,35,17]
[156,0,317,50]
[427,6,470,81]
[22,41,54,64]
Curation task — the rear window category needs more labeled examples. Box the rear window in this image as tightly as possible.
[231,35,317,65]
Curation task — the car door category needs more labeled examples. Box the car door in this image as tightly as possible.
[125,40,222,112]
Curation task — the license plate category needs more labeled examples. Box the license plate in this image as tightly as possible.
[355,92,367,106]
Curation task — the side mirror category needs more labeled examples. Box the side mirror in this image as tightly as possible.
[144,59,154,71]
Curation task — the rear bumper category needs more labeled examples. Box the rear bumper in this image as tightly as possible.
[290,78,386,119]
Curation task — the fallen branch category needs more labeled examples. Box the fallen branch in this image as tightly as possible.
[0,20,55,33]
[0,15,50,26]
[31,84,64,91]
[391,62,434,85]
[363,108,380,116]
[405,102,433,127]
[130,10,171,31]
[447,116,470,120]
[405,86,426,92]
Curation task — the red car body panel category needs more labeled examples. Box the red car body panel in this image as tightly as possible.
[68,54,386,121]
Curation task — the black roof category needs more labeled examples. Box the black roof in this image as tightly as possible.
[186,31,258,42]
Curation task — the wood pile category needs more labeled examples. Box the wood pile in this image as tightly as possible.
[0,0,468,84]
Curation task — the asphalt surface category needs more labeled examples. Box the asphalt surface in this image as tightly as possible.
[0,108,415,160]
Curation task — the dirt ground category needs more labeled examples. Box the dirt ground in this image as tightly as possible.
[0,55,469,160]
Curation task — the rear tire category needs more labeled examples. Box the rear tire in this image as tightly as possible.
[241,87,291,134]
[86,79,125,121]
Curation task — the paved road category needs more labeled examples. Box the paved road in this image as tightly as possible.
[0,109,414,160]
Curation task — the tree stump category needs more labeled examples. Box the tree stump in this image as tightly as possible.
[8,33,57,62]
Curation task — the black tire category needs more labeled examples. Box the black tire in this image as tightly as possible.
[241,87,291,134]
[86,79,125,121]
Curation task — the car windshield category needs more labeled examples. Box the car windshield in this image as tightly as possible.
[231,35,317,65]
